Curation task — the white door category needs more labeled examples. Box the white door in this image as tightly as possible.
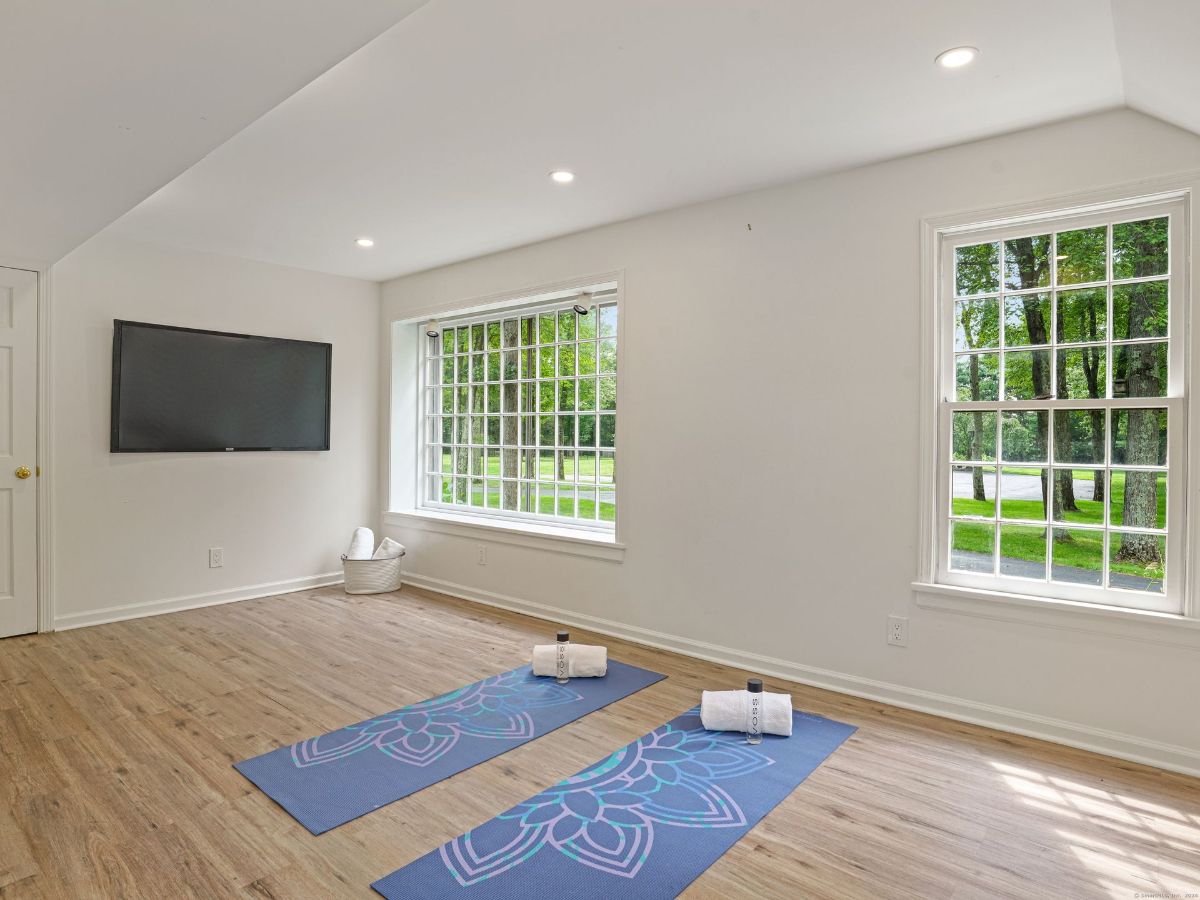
[0,267,37,637]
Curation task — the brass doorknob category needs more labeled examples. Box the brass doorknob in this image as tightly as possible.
[14,466,31,480]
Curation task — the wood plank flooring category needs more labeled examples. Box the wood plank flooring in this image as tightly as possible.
[1,584,1198,898]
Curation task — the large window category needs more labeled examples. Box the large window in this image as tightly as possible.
[937,197,1185,613]
[421,289,617,529]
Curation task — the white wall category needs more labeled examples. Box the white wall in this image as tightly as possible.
[51,235,380,627]
[381,109,1200,774]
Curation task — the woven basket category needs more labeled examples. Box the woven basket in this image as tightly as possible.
[341,553,404,594]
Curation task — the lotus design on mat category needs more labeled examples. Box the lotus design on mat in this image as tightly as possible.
[290,669,583,769]
[439,718,774,884]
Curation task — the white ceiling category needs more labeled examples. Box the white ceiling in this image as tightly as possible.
[1112,0,1200,139]
[18,0,1198,281]
[0,0,430,265]
[107,0,1131,281]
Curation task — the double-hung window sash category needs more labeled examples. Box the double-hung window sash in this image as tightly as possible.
[936,197,1185,614]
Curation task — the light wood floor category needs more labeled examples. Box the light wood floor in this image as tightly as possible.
[2,585,1199,899]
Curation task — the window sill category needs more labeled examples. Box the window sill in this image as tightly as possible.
[383,509,625,562]
[911,581,1200,650]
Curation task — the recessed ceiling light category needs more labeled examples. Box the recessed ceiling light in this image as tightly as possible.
[936,46,978,69]
[356,237,375,248]
[550,170,575,184]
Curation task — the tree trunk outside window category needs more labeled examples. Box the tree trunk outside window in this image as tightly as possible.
[1116,226,1166,564]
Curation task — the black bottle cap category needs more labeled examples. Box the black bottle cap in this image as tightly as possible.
[747,678,763,693]
[557,631,569,642]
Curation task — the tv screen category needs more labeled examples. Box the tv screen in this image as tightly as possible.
[111,321,331,452]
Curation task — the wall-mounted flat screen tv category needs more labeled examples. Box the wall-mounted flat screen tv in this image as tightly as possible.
[111,320,331,452]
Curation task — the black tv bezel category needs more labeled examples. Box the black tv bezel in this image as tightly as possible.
[110,319,332,453]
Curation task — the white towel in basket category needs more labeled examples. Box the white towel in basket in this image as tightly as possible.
[372,537,405,559]
[346,526,375,560]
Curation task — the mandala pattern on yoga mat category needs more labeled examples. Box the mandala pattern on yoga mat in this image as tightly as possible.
[290,669,583,769]
[439,719,773,884]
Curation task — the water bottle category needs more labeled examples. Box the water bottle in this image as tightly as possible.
[746,678,763,745]
[556,631,570,684]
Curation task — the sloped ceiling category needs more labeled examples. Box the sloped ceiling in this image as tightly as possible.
[1111,0,1200,139]
[0,0,430,265]
[9,0,1197,279]
[109,0,1128,280]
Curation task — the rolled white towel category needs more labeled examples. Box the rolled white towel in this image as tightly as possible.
[531,644,607,678]
[346,526,375,560]
[700,689,793,737]
[372,537,406,560]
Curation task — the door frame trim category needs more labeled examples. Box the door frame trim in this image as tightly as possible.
[0,255,53,632]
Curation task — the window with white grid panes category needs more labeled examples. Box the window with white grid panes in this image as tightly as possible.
[940,197,1184,613]
[422,296,617,528]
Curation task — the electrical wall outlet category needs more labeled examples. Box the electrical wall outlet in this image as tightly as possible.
[887,615,908,647]
[209,547,224,568]
[477,545,487,566]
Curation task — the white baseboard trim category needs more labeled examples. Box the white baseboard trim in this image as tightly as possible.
[53,572,345,631]
[403,571,1200,779]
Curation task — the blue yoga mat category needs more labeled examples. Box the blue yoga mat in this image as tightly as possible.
[372,707,855,898]
[235,660,665,834]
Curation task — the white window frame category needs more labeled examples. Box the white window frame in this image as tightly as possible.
[415,281,619,535]
[920,191,1191,617]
